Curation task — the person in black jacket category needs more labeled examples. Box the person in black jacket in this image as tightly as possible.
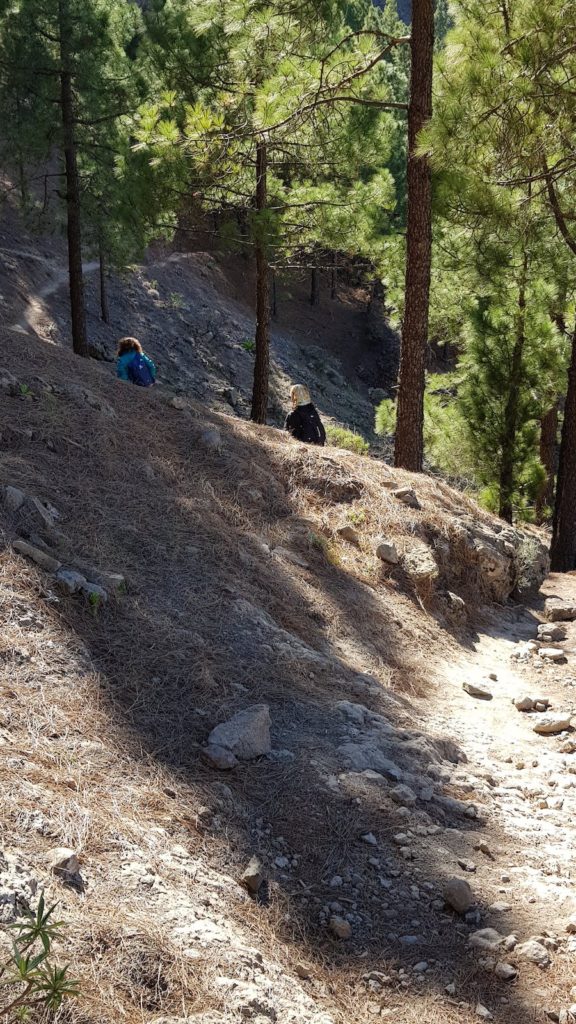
[284,384,326,446]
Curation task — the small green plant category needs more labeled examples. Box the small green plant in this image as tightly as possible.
[325,425,369,455]
[308,530,340,566]
[169,291,185,309]
[347,509,366,526]
[241,339,256,353]
[1,894,79,1018]
[18,383,31,397]
[88,591,102,616]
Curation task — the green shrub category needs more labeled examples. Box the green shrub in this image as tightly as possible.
[241,339,256,353]
[325,425,369,455]
[1,894,79,1017]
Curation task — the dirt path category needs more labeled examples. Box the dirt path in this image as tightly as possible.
[9,256,100,338]
[418,573,576,1017]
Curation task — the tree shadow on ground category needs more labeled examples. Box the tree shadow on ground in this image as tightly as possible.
[0,330,548,1023]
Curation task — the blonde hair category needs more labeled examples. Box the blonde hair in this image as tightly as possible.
[291,384,311,408]
[117,336,143,357]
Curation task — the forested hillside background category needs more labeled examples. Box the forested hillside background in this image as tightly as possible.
[1,0,576,571]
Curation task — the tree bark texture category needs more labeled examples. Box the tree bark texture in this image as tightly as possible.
[535,402,559,523]
[58,0,88,357]
[394,0,434,471]
[330,254,337,300]
[498,254,528,523]
[551,323,576,571]
[271,269,278,319]
[99,245,109,323]
[310,266,319,306]
[250,140,270,424]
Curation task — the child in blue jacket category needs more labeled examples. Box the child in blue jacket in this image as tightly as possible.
[116,337,156,387]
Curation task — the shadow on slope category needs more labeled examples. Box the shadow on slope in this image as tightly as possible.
[0,331,541,1024]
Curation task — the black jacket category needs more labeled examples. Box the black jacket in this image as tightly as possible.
[285,403,326,446]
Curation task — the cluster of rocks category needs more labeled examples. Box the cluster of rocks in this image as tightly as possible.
[3,484,125,606]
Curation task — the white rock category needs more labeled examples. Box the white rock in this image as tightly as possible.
[515,939,551,966]
[476,1003,493,1020]
[207,704,271,761]
[538,647,566,662]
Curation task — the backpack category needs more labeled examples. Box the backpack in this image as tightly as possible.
[128,353,155,387]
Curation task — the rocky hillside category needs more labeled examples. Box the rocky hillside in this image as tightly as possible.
[0,199,398,444]
[5,321,576,1024]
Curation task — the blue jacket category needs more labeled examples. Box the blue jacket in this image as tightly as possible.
[117,350,157,382]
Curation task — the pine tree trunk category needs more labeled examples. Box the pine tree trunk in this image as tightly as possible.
[330,255,337,300]
[394,0,434,471]
[535,402,559,523]
[271,269,278,319]
[99,244,109,324]
[58,0,88,357]
[498,255,528,523]
[310,266,319,306]
[551,323,576,571]
[250,140,270,425]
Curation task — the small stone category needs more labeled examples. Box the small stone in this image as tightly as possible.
[445,982,456,996]
[545,599,576,622]
[360,832,378,846]
[444,877,474,914]
[515,939,551,966]
[463,681,493,700]
[390,784,417,807]
[533,715,572,735]
[538,647,566,662]
[514,696,535,712]
[330,915,352,940]
[3,485,26,511]
[476,1003,493,1020]
[241,856,264,893]
[337,525,360,544]
[375,538,399,565]
[489,902,511,913]
[169,396,187,410]
[495,962,517,980]
[48,847,80,880]
[203,744,238,770]
[565,915,576,934]
[274,856,290,869]
[207,704,271,760]
[469,928,503,952]
[457,859,476,873]
[201,427,222,451]
[474,841,494,859]
[413,961,428,972]
[392,487,420,509]
[538,623,566,642]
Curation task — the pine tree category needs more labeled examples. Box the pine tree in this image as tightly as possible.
[0,0,144,354]
[394,0,434,471]
[138,0,408,422]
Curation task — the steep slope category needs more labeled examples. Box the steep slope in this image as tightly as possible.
[4,328,574,1024]
[0,201,395,441]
